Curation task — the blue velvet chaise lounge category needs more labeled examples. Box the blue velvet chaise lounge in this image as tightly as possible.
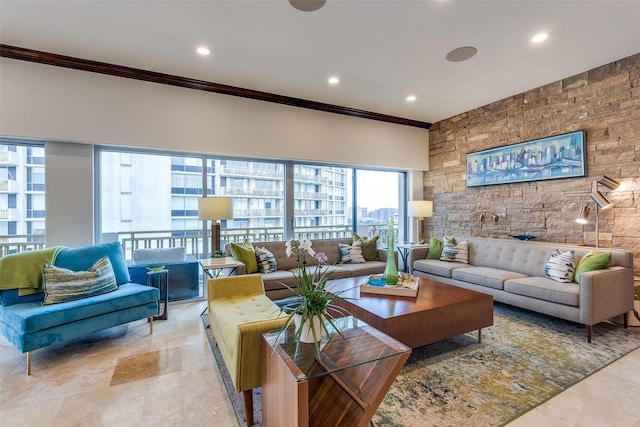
[0,242,159,374]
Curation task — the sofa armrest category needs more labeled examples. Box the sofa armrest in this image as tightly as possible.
[408,247,430,274]
[377,248,398,264]
[234,316,287,391]
[579,266,634,325]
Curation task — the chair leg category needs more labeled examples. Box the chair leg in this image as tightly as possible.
[27,351,32,376]
[623,312,629,329]
[587,325,592,343]
[149,316,154,334]
[242,389,254,426]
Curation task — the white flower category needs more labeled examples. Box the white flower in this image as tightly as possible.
[299,239,315,256]
[285,240,293,258]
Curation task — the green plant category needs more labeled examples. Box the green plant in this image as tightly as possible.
[212,249,225,258]
[277,239,350,352]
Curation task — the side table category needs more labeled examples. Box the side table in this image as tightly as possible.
[199,257,241,315]
[146,269,168,320]
[396,242,429,272]
[199,256,240,278]
[262,316,411,427]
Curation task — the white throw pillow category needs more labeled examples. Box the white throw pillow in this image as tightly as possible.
[338,240,366,264]
[545,249,577,283]
[255,246,278,274]
[440,236,469,264]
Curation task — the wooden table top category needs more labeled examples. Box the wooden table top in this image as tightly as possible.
[328,276,493,320]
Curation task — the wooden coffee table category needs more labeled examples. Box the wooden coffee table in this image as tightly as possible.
[328,276,493,348]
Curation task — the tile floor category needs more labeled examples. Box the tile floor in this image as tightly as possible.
[1,301,639,427]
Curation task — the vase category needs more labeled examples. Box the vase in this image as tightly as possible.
[383,217,399,285]
[293,313,323,343]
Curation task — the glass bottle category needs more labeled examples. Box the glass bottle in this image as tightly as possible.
[383,217,399,285]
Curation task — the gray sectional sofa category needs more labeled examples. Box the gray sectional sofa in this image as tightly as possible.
[226,238,391,300]
[410,236,635,342]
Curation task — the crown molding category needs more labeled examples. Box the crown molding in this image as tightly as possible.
[1,44,431,130]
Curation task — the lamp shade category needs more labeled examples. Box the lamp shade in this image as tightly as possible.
[590,191,613,210]
[598,175,620,191]
[198,197,233,221]
[575,206,590,224]
[408,200,433,218]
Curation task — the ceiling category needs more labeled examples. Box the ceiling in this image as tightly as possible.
[2,0,640,126]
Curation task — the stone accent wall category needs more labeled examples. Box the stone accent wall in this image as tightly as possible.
[424,53,640,275]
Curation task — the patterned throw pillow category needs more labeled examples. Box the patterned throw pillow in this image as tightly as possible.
[545,249,577,283]
[338,240,366,264]
[440,236,469,264]
[255,246,278,274]
[353,233,379,261]
[43,256,118,305]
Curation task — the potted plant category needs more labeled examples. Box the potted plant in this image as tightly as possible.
[278,239,350,352]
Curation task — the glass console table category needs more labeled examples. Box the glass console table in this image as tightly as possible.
[262,316,411,427]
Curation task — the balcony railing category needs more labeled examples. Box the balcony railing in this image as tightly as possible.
[0,234,46,257]
[1,223,396,259]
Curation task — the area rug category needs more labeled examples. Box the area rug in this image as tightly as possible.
[201,303,640,426]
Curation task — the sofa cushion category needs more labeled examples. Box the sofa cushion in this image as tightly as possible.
[230,240,259,274]
[43,256,118,305]
[544,249,577,283]
[426,237,444,259]
[332,261,386,277]
[412,259,472,278]
[55,242,131,285]
[0,283,159,334]
[440,237,469,264]
[452,267,528,290]
[574,251,612,283]
[353,233,379,261]
[255,246,278,274]
[0,290,44,306]
[339,240,366,264]
[505,277,580,307]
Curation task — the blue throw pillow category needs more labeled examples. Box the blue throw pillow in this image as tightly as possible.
[54,242,130,285]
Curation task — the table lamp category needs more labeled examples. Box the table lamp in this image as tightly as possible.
[408,200,433,244]
[198,197,233,256]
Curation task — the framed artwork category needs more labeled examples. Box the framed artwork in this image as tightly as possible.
[466,130,586,187]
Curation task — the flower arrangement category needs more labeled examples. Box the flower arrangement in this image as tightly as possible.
[278,239,350,350]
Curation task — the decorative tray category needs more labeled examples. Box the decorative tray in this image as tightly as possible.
[360,274,420,297]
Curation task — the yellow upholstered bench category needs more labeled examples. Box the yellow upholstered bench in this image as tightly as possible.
[207,274,286,426]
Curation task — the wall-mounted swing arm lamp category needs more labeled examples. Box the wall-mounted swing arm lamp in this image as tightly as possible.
[408,200,433,243]
[575,175,620,247]
[198,197,233,256]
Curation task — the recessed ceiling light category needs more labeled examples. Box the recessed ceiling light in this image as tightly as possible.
[406,95,417,102]
[328,77,340,85]
[532,33,549,43]
[196,47,210,55]
[445,46,477,62]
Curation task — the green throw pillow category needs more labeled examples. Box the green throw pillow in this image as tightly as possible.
[426,237,444,259]
[573,251,612,283]
[230,239,258,274]
[353,233,379,261]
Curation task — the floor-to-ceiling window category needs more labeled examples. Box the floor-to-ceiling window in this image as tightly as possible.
[0,139,46,256]
[98,147,406,264]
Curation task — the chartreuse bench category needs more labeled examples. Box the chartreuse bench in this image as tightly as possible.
[0,242,159,374]
[207,274,286,426]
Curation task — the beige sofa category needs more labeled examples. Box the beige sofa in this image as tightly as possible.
[410,237,635,342]
[225,238,392,300]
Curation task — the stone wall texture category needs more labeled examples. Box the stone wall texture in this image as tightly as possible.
[424,52,640,276]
